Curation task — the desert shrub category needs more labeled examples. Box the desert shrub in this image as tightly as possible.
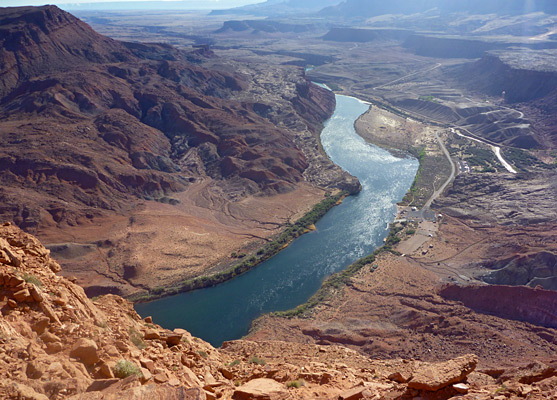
[286,380,305,388]
[113,360,142,379]
[129,327,146,350]
[22,273,42,287]
[248,356,266,366]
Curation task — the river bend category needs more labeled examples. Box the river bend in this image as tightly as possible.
[135,94,418,346]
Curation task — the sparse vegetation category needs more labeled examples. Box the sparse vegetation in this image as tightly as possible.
[21,273,42,287]
[248,356,266,366]
[286,380,305,388]
[503,147,554,171]
[465,147,495,169]
[198,350,208,359]
[494,384,507,394]
[418,95,439,103]
[129,327,146,350]
[227,359,241,367]
[113,360,142,379]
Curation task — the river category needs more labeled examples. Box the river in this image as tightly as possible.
[135,94,418,347]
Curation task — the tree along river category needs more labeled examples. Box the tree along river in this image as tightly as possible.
[135,94,418,347]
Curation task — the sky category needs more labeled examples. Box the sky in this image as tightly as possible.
[0,0,265,9]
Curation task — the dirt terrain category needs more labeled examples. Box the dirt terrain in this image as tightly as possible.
[1,223,556,400]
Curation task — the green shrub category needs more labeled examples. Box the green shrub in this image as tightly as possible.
[22,273,42,288]
[113,360,142,379]
[248,356,266,366]
[286,380,305,388]
[227,360,241,367]
[198,351,208,359]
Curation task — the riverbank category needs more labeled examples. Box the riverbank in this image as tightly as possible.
[355,103,452,208]
[130,190,350,303]
[134,94,418,346]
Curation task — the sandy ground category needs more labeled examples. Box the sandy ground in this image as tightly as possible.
[396,220,438,255]
[355,105,433,151]
[38,180,325,296]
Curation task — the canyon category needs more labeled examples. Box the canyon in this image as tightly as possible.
[0,5,358,298]
[1,1,556,399]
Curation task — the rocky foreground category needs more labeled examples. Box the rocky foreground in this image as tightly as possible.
[0,222,556,399]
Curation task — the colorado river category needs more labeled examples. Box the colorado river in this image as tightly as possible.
[135,94,418,347]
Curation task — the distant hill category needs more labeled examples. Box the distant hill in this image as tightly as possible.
[0,5,335,232]
[61,0,262,11]
[320,0,557,18]
[210,0,342,17]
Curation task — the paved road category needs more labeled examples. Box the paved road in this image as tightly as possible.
[453,128,517,174]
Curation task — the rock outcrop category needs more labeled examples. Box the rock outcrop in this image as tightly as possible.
[440,284,557,329]
[0,5,351,232]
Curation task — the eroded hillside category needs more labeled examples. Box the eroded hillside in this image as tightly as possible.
[0,6,359,298]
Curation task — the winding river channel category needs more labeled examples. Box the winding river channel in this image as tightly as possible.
[135,94,418,347]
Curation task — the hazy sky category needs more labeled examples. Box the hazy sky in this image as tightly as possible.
[0,0,264,8]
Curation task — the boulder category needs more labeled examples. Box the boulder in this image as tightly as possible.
[46,342,63,354]
[39,302,60,323]
[338,385,372,400]
[144,329,160,340]
[453,383,469,393]
[70,338,100,365]
[29,286,44,302]
[407,354,477,391]
[140,368,152,383]
[100,362,115,379]
[165,333,183,346]
[26,361,45,379]
[31,316,50,334]
[388,371,412,383]
[233,378,287,400]
[13,288,31,302]
[40,331,61,344]
[154,371,169,383]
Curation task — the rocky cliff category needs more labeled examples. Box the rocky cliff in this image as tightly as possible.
[0,5,360,295]
[0,5,351,231]
[439,284,557,329]
[1,223,556,400]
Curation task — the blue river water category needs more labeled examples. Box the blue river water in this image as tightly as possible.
[135,94,418,347]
